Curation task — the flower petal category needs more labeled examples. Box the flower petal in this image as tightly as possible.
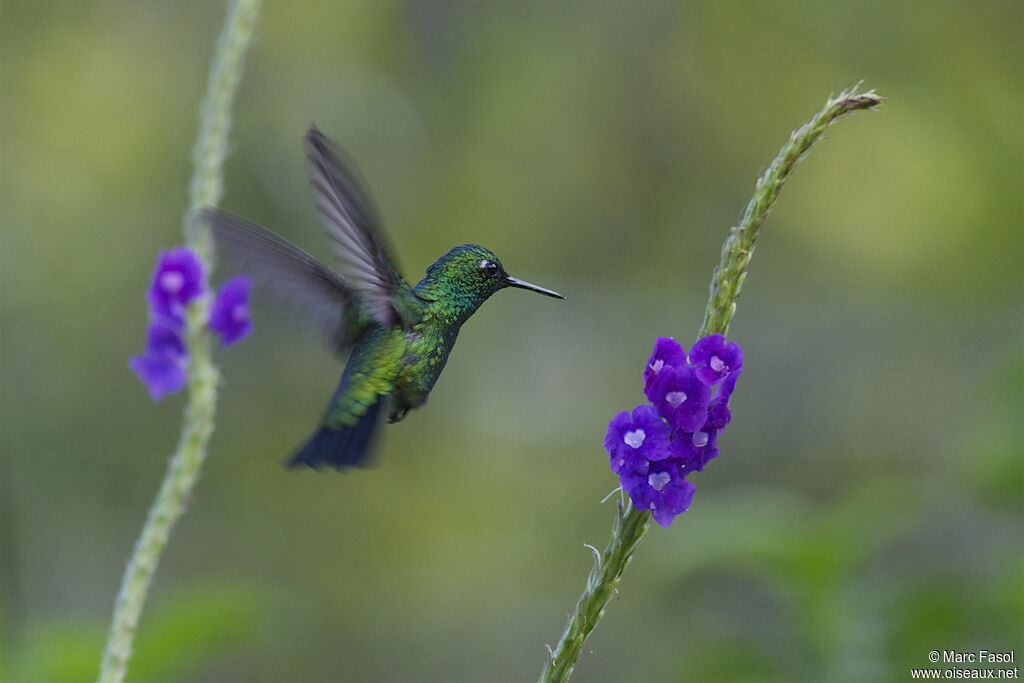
[145,322,186,358]
[705,398,732,430]
[661,480,696,516]
[625,477,656,511]
[605,405,672,469]
[208,276,253,346]
[687,334,724,367]
[721,340,744,372]
[718,369,742,401]
[644,337,687,390]
[646,365,711,424]
[147,247,207,326]
[130,351,186,401]
[689,333,743,386]
[670,406,708,433]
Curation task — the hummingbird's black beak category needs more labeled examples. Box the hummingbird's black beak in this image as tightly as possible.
[504,275,565,299]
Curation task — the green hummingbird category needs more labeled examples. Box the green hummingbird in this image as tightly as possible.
[203,126,564,470]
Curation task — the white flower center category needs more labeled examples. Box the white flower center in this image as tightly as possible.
[709,355,726,372]
[665,391,687,408]
[231,304,248,323]
[648,471,671,492]
[649,359,664,374]
[623,429,646,449]
[160,271,184,294]
[692,431,709,448]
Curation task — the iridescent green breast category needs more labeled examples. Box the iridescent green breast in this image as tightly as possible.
[394,320,457,410]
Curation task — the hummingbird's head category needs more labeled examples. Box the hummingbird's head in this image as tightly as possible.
[420,245,563,317]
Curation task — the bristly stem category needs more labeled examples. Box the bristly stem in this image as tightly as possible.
[97,2,260,682]
[538,86,884,683]
[699,87,886,339]
[539,501,652,683]
[185,0,263,268]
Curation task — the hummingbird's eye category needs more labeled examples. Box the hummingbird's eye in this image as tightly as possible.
[480,260,501,279]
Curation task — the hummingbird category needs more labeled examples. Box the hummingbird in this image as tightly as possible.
[203,126,564,470]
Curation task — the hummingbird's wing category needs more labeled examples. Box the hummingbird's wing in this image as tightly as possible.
[304,126,419,328]
[202,208,367,353]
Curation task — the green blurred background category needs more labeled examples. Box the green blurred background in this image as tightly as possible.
[2,1,1022,681]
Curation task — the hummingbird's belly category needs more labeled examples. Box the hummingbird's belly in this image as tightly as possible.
[394,328,455,410]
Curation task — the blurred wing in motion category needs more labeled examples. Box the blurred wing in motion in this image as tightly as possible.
[202,207,366,353]
[304,126,418,328]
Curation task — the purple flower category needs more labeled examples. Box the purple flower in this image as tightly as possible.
[718,368,742,402]
[646,364,711,433]
[147,247,206,326]
[129,323,187,401]
[605,404,672,475]
[145,320,187,357]
[131,247,202,401]
[620,459,696,527]
[680,428,720,473]
[131,247,253,402]
[688,334,743,386]
[208,276,253,346]
[643,337,687,391]
[602,333,744,525]
[705,398,732,430]
[702,369,739,431]
[663,426,719,473]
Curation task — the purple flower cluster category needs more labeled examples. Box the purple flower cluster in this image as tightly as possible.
[130,247,253,400]
[605,334,743,527]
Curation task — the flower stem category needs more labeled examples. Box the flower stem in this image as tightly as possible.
[97,2,260,682]
[185,0,263,268]
[538,86,884,683]
[539,501,651,683]
[699,86,885,339]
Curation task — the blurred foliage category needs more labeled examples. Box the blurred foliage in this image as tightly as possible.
[1,1,1021,681]
[8,582,278,681]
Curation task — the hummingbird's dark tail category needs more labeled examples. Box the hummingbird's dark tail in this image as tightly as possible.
[287,401,382,470]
